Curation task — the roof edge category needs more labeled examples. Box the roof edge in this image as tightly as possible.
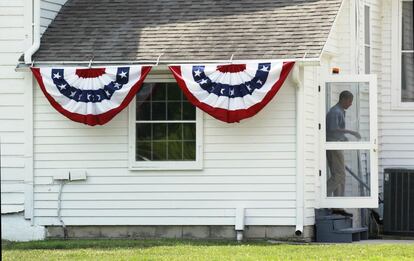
[16,58,320,71]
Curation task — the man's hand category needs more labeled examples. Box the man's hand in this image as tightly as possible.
[350,131,361,140]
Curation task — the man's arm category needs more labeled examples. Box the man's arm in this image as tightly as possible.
[331,128,361,139]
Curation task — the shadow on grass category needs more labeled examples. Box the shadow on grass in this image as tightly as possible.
[2,239,276,250]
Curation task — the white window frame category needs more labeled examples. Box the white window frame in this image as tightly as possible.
[128,70,204,170]
[364,4,371,74]
[319,75,378,208]
[391,0,414,109]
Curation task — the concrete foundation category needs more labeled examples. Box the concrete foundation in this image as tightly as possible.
[46,225,314,242]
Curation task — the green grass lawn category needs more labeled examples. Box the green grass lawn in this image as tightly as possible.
[2,239,414,261]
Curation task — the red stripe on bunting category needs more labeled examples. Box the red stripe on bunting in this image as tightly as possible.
[75,68,106,78]
[31,66,152,126]
[169,62,295,123]
[217,64,246,73]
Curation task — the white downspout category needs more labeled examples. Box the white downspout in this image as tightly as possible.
[23,0,38,223]
[24,0,41,64]
[292,64,304,236]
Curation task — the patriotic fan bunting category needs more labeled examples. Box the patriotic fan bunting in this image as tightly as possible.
[31,66,152,126]
[169,61,295,123]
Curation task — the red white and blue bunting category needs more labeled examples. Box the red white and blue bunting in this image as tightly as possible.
[169,61,295,123]
[31,66,152,126]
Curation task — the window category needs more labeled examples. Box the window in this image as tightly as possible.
[364,5,371,74]
[401,0,414,102]
[392,0,414,107]
[129,80,203,170]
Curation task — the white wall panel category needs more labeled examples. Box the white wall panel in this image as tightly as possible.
[377,0,414,196]
[32,73,298,226]
[40,0,67,35]
[0,0,26,214]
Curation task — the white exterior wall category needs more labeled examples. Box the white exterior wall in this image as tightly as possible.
[321,0,414,203]
[303,66,319,225]
[322,0,353,74]
[0,0,28,214]
[378,0,414,190]
[32,73,299,226]
[1,0,66,217]
[40,0,66,35]
[347,0,414,195]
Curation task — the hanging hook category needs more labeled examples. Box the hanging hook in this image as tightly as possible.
[302,50,308,61]
[229,54,234,64]
[155,53,163,66]
[88,56,94,68]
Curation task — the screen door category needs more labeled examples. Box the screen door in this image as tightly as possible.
[320,75,378,208]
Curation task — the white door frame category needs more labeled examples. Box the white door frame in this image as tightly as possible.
[319,74,378,208]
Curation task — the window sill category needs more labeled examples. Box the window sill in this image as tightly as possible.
[129,161,203,171]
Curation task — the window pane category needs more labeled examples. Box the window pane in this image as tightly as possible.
[402,53,414,102]
[167,83,182,101]
[136,83,153,103]
[168,141,183,160]
[182,102,196,120]
[183,141,196,160]
[152,83,166,101]
[325,82,370,142]
[167,102,182,120]
[402,1,413,51]
[326,150,371,197]
[136,102,151,121]
[153,123,167,141]
[136,141,151,161]
[183,123,196,140]
[364,5,370,45]
[135,83,197,163]
[153,141,167,161]
[136,123,152,141]
[152,102,166,120]
[168,123,183,140]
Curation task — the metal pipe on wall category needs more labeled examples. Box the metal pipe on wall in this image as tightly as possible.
[24,0,40,64]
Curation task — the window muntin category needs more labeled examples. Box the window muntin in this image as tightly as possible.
[401,1,414,102]
[135,82,197,162]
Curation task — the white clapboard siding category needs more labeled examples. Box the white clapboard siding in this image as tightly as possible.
[34,200,296,210]
[0,0,26,214]
[0,0,66,214]
[28,217,297,226]
[32,73,298,226]
[34,183,297,193]
[323,0,414,199]
[303,65,318,225]
[33,168,297,178]
[40,0,67,35]
[377,0,414,193]
[323,0,353,73]
[34,208,297,217]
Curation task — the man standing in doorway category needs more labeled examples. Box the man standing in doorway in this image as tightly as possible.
[326,90,361,196]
